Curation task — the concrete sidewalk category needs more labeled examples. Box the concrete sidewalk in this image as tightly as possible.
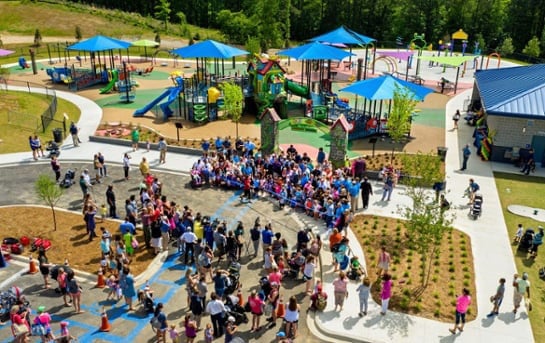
[309,90,535,342]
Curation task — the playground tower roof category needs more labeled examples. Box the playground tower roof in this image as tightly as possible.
[475,64,545,118]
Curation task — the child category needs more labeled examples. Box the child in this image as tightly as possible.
[514,224,523,243]
[59,321,75,342]
[169,324,180,343]
[184,314,197,343]
[146,140,151,152]
[204,323,214,343]
[349,256,366,280]
[106,275,120,301]
[100,204,107,222]
[356,277,371,317]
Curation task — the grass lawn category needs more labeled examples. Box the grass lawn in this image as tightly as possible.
[352,214,476,322]
[494,172,545,342]
[0,91,80,153]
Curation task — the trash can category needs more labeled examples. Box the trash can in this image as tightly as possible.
[437,146,448,162]
[52,128,63,144]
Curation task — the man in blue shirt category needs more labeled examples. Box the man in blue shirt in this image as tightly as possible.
[349,179,361,212]
[119,218,136,235]
[261,224,274,253]
[461,144,471,171]
[316,147,326,166]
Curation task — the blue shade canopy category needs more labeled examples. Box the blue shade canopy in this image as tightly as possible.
[277,42,353,61]
[171,40,249,58]
[309,26,376,45]
[339,75,434,101]
[67,35,131,52]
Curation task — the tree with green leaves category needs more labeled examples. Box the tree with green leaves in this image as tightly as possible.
[33,29,42,47]
[154,32,161,44]
[221,81,243,138]
[154,0,171,32]
[388,87,416,156]
[499,37,515,55]
[35,174,63,231]
[523,36,541,57]
[399,152,451,291]
[245,36,261,60]
[75,25,82,41]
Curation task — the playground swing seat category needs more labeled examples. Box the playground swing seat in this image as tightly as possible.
[140,66,154,76]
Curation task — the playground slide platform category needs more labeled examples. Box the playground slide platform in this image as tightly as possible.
[133,88,171,117]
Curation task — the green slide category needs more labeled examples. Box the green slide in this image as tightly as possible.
[99,70,119,94]
[285,79,309,98]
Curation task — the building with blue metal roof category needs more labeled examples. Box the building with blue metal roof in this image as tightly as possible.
[473,64,545,165]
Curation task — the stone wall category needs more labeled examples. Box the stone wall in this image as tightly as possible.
[487,115,545,147]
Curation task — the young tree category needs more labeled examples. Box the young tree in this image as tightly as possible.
[388,87,416,156]
[35,174,63,231]
[154,32,161,44]
[75,25,82,41]
[522,36,541,57]
[33,29,42,47]
[154,0,171,32]
[221,81,243,138]
[399,152,451,291]
[499,36,515,55]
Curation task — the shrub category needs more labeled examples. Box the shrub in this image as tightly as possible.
[433,292,440,299]
[400,296,411,310]
[403,271,410,278]
[403,288,411,296]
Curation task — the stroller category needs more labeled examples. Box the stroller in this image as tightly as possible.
[60,169,76,188]
[469,194,483,220]
[517,228,535,252]
[225,294,249,325]
[224,262,242,295]
[0,286,28,323]
[190,170,203,189]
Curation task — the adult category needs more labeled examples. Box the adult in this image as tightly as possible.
[266,282,280,325]
[309,284,328,312]
[37,248,52,289]
[119,217,136,236]
[122,153,131,180]
[357,276,371,317]
[521,148,535,175]
[34,306,54,342]
[189,287,203,330]
[268,266,283,285]
[212,269,228,298]
[106,184,117,218]
[56,267,70,307]
[513,272,530,314]
[50,155,61,182]
[461,144,471,171]
[150,215,163,254]
[206,293,226,338]
[303,255,316,294]
[131,127,139,151]
[380,273,393,315]
[377,246,391,276]
[449,288,471,334]
[10,305,30,343]
[197,246,213,282]
[309,235,322,257]
[530,226,544,258]
[467,178,480,205]
[93,154,102,183]
[348,179,361,213]
[283,296,300,339]
[121,266,136,311]
[332,271,349,311]
[225,316,238,343]
[69,122,80,147]
[29,136,38,161]
[181,227,198,265]
[83,204,97,242]
[271,232,287,261]
[352,156,367,180]
[381,172,394,202]
[488,278,506,317]
[66,270,83,313]
[234,222,245,261]
[139,157,150,176]
[97,152,107,178]
[158,137,167,164]
[250,219,262,258]
[153,302,168,343]
[261,223,274,255]
[33,135,44,158]
[316,147,326,166]
[453,109,461,129]
[248,290,264,332]
[296,227,310,251]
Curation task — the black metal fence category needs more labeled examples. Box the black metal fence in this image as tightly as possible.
[4,80,63,133]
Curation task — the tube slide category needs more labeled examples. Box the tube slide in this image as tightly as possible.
[159,87,182,119]
[99,70,119,94]
[133,88,171,117]
[285,79,309,98]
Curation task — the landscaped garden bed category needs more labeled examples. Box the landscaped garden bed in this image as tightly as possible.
[352,214,476,322]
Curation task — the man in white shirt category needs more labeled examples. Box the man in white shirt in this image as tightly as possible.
[205,293,226,338]
[513,272,531,314]
[181,227,198,265]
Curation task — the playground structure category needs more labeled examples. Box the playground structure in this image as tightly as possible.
[247,55,290,118]
[134,74,184,121]
[46,64,109,90]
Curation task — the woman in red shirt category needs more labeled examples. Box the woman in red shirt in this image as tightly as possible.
[247,290,264,332]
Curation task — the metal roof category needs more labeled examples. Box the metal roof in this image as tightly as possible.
[474,64,545,118]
